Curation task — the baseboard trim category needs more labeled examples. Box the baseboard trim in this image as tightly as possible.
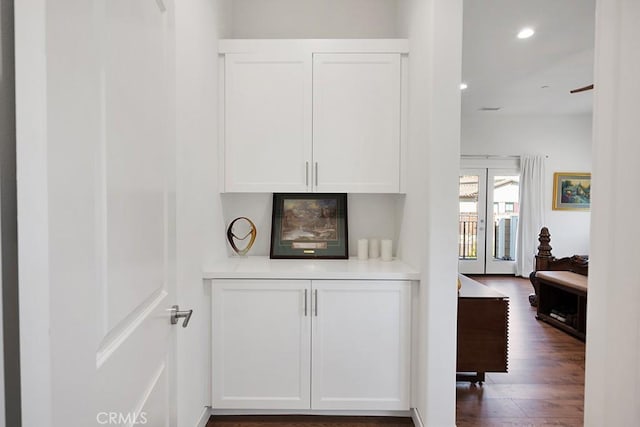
[209,408,412,417]
[410,408,424,427]
[195,407,212,427]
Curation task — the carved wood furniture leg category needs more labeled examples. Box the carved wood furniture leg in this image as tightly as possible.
[531,227,553,306]
[529,271,539,306]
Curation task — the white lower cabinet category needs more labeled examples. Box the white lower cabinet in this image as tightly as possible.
[212,279,411,411]
[212,280,311,409]
[311,281,412,410]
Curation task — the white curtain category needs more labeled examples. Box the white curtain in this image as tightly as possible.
[515,155,546,277]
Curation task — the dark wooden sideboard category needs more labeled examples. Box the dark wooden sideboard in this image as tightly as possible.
[456,275,509,383]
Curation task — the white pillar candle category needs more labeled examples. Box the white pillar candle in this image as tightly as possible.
[369,238,380,259]
[357,239,369,260]
[381,239,393,261]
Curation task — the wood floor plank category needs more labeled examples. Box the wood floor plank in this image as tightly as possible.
[456,417,584,427]
[513,399,584,418]
[456,398,528,418]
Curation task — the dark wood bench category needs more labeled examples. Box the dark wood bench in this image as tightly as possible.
[529,227,588,340]
[528,227,588,306]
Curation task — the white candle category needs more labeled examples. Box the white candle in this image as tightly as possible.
[369,238,380,259]
[357,239,369,260]
[381,239,393,261]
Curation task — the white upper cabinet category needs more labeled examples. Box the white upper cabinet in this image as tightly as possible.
[219,40,408,193]
[223,53,312,192]
[313,54,401,193]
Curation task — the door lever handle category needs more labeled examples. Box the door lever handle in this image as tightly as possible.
[170,305,193,328]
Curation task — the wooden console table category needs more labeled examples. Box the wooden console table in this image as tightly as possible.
[456,275,509,383]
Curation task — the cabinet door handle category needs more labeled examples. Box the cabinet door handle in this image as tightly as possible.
[315,162,319,187]
[314,289,318,316]
[304,289,308,316]
[305,162,309,188]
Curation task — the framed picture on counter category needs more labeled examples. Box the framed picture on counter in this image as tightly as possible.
[270,193,348,259]
[552,172,591,211]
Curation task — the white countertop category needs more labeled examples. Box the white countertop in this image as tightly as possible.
[203,256,420,281]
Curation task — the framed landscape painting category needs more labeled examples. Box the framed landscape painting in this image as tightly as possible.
[270,193,348,259]
[552,172,591,211]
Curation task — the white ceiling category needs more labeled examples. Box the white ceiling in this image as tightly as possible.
[462,0,596,116]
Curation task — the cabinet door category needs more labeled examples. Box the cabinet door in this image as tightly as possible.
[212,280,311,409]
[312,54,402,193]
[223,53,312,192]
[311,281,411,410]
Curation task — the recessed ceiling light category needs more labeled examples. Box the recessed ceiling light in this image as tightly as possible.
[460,83,468,90]
[517,28,535,39]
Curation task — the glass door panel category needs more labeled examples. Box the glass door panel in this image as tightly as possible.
[486,170,520,274]
[458,169,486,274]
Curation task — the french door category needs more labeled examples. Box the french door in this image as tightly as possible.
[459,168,520,274]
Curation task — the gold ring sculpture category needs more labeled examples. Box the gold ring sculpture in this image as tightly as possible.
[226,217,257,256]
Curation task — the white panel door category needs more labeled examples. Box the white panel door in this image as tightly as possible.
[224,53,312,192]
[16,1,179,426]
[311,281,411,410]
[312,54,401,193]
[212,280,311,409]
[96,1,178,425]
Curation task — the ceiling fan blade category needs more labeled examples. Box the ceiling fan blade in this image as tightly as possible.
[570,84,594,94]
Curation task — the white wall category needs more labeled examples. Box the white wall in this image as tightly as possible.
[14,1,54,424]
[584,0,640,425]
[461,114,592,255]
[227,0,400,38]
[175,1,227,426]
[0,192,5,427]
[221,194,404,257]
[217,0,234,39]
[0,217,4,427]
[398,0,462,425]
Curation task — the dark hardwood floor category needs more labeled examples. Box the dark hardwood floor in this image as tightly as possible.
[206,276,585,427]
[457,275,585,427]
[207,416,413,427]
